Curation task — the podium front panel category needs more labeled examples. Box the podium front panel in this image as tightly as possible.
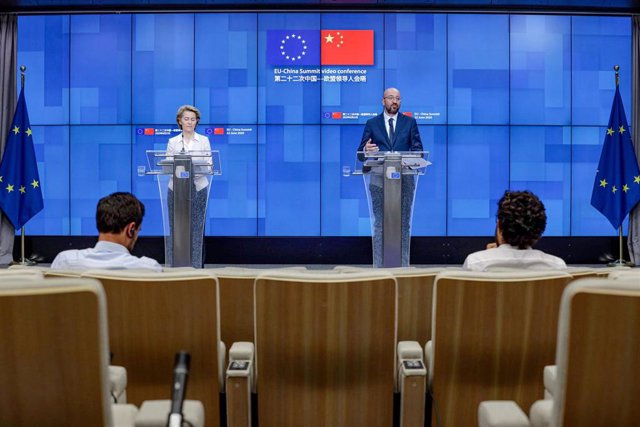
[359,152,425,268]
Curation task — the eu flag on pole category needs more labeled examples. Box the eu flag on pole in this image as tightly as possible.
[0,88,43,229]
[590,85,640,230]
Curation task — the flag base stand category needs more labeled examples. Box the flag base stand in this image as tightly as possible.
[14,227,38,267]
[607,259,634,267]
[607,226,633,267]
[9,258,38,267]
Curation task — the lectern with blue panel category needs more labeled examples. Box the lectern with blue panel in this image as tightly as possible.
[144,150,221,267]
[357,151,430,267]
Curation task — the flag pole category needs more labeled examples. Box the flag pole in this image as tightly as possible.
[607,65,633,267]
[18,65,35,266]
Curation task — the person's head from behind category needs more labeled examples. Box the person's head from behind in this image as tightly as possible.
[496,190,547,249]
[96,192,145,252]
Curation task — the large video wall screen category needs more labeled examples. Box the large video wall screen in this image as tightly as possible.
[17,13,631,236]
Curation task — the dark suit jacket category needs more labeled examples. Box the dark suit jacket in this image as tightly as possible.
[357,112,423,161]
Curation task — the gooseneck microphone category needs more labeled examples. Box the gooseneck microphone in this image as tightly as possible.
[167,351,191,427]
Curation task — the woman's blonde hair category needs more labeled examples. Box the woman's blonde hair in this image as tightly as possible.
[176,105,201,128]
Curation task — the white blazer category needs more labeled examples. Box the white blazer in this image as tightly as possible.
[166,132,212,192]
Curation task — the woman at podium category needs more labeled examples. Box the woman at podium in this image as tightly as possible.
[166,105,212,267]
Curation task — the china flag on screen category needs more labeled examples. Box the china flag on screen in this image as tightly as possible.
[321,30,374,66]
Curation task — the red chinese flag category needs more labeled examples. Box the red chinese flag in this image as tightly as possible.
[321,30,374,66]
[332,112,343,119]
[403,112,413,117]
[144,128,155,135]
[214,128,225,135]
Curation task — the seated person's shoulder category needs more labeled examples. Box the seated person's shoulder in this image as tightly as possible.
[50,249,83,269]
[462,247,498,271]
[134,255,163,272]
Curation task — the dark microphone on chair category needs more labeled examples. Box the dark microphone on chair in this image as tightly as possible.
[168,351,191,427]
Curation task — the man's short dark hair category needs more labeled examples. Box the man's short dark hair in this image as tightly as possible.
[96,192,145,234]
[497,190,547,249]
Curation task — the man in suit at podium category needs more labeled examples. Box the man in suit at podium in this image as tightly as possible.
[357,88,424,267]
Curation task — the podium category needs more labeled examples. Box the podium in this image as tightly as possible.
[143,150,221,267]
[354,151,430,268]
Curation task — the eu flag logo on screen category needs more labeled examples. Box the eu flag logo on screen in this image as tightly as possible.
[267,30,374,66]
[590,86,640,230]
[0,88,43,229]
[267,30,320,65]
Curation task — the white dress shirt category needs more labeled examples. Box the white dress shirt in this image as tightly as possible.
[463,243,567,272]
[51,241,162,272]
[166,132,212,192]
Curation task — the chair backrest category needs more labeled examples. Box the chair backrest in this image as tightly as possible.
[81,269,221,424]
[1,266,45,278]
[431,270,573,427]
[553,278,640,426]
[208,266,306,346]
[254,270,397,427]
[390,267,440,343]
[43,268,83,278]
[333,267,441,344]
[606,268,640,280]
[564,266,601,278]
[0,277,111,426]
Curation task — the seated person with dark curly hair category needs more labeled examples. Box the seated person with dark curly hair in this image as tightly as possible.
[463,190,567,271]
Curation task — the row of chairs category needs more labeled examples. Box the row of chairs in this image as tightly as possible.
[479,269,640,427]
[0,265,635,426]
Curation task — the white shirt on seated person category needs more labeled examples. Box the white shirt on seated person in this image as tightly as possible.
[463,243,566,272]
[51,240,162,272]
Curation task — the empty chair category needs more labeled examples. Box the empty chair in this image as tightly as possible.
[208,266,311,348]
[226,270,427,427]
[81,269,224,425]
[208,267,261,347]
[479,277,640,426]
[428,270,573,427]
[0,277,137,426]
[337,266,441,344]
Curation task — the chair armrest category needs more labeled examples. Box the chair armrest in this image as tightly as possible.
[109,365,127,403]
[397,341,426,427]
[478,401,530,427]
[529,399,553,427]
[219,341,227,392]
[111,403,138,427]
[543,365,556,399]
[424,340,433,388]
[134,400,204,427]
[226,342,255,427]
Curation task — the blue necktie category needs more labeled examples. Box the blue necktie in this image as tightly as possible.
[388,117,395,144]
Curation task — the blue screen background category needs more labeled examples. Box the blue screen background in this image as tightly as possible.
[15,13,632,237]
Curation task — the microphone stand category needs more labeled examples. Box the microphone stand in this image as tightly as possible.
[167,351,191,427]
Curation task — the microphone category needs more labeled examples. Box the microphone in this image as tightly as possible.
[168,351,191,427]
[179,138,186,154]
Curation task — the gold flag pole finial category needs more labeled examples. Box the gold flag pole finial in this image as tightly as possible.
[614,65,620,87]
